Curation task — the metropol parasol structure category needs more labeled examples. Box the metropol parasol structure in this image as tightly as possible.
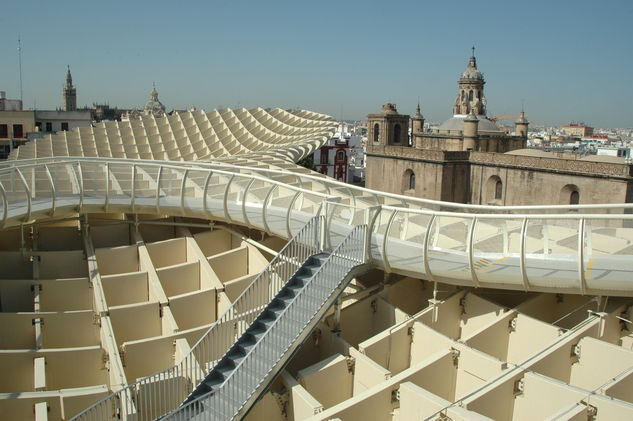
[1,107,633,420]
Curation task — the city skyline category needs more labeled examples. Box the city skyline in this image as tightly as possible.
[1,0,631,128]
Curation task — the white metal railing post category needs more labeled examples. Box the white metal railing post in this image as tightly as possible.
[0,182,7,229]
[262,184,278,238]
[155,165,163,214]
[284,189,301,238]
[241,178,255,226]
[223,174,235,222]
[104,162,110,212]
[423,214,436,283]
[519,217,529,291]
[15,168,31,222]
[365,205,381,264]
[202,170,213,215]
[467,216,479,287]
[77,162,84,212]
[382,209,398,273]
[578,217,586,295]
[180,169,189,215]
[131,164,137,213]
[44,164,56,216]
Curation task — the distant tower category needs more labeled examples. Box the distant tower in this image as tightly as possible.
[411,102,425,148]
[515,111,529,138]
[454,47,486,116]
[367,104,410,148]
[63,66,77,111]
[463,109,479,151]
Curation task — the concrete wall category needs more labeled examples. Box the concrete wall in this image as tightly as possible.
[470,162,631,206]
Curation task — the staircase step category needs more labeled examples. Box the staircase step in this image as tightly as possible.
[181,248,363,418]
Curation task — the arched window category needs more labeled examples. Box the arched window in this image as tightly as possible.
[461,90,466,101]
[393,124,401,143]
[478,90,482,99]
[373,123,380,143]
[560,184,580,205]
[486,175,502,203]
[469,90,473,101]
[495,180,503,200]
[403,169,415,193]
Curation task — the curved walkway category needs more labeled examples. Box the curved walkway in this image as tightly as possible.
[2,157,633,297]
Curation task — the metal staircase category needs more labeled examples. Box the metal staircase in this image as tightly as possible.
[166,225,368,420]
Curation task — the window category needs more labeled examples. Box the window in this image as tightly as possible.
[495,180,502,200]
[0,124,7,138]
[461,91,466,101]
[403,169,415,193]
[61,122,69,131]
[393,124,401,143]
[36,122,42,131]
[320,151,328,164]
[12,124,23,138]
[560,184,580,206]
[486,175,502,203]
[373,123,380,143]
[469,90,473,101]
[46,122,52,132]
[336,150,345,162]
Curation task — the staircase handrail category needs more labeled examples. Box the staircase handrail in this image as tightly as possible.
[168,224,367,420]
[71,215,324,420]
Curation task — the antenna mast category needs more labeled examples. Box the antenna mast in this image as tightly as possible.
[18,36,23,109]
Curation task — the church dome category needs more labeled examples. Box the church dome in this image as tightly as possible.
[460,56,484,81]
[144,84,166,117]
[437,115,503,134]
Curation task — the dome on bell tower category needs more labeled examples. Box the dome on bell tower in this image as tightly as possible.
[453,47,487,116]
[460,55,484,81]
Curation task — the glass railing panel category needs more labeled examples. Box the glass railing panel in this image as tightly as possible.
[427,215,472,284]
[79,162,107,201]
[225,176,251,225]
[203,173,231,219]
[585,218,633,293]
[48,162,75,197]
[525,218,579,291]
[108,162,134,199]
[182,168,209,214]
[0,169,29,211]
[157,167,185,211]
[243,178,271,228]
[473,218,524,287]
[384,210,430,275]
[267,185,297,237]
[324,201,355,249]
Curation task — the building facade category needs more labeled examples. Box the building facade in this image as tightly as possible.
[0,110,36,159]
[366,54,633,206]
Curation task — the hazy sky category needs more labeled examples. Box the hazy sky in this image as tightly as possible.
[1,0,631,127]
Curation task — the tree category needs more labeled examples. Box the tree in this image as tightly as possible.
[297,154,316,171]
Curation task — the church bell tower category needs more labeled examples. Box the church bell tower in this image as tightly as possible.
[453,47,486,116]
[63,66,77,111]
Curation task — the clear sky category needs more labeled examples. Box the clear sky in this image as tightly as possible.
[1,0,631,128]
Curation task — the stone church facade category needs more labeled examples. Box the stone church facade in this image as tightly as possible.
[366,54,633,206]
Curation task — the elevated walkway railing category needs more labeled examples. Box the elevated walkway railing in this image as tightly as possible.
[71,216,325,420]
[166,223,368,420]
[3,158,633,296]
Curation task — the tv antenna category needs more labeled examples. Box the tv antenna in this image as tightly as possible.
[18,36,23,108]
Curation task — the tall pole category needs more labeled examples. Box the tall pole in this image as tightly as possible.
[18,36,23,110]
